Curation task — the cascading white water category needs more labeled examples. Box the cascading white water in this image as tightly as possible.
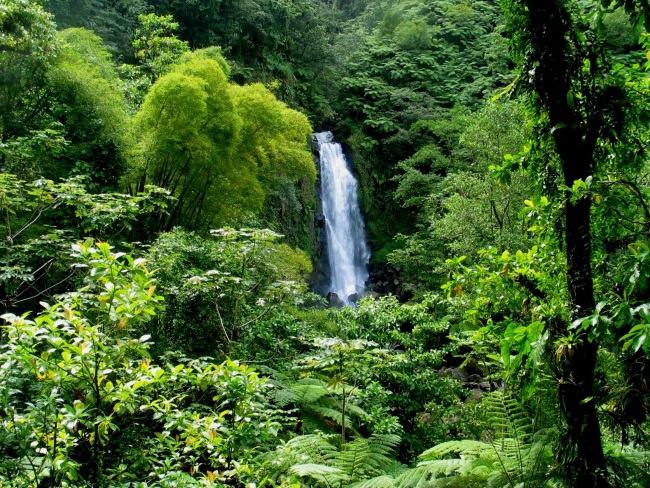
[315,131,370,304]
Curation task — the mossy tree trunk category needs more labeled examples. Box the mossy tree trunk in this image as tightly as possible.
[508,1,611,484]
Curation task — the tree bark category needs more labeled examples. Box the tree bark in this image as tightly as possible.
[520,1,610,484]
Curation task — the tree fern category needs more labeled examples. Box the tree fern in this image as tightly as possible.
[291,378,331,404]
[350,475,400,488]
[333,434,402,479]
[603,443,650,487]
[269,373,330,408]
[254,433,340,486]
[285,433,340,462]
[353,392,557,488]
[269,372,370,437]
[393,459,476,487]
[290,463,350,485]
[311,405,350,427]
[482,391,534,475]
[259,432,403,487]
[419,440,495,460]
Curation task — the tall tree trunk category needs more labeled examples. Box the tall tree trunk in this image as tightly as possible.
[519,2,610,484]
[561,193,607,486]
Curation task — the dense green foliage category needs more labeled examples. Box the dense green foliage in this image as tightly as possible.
[2,0,650,486]
[334,0,512,259]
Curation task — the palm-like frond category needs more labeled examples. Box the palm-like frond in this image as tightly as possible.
[334,434,401,478]
[290,462,350,485]
[604,443,650,487]
[291,378,330,404]
[349,392,557,488]
[419,440,495,461]
[395,459,475,487]
[263,431,403,487]
[285,433,340,463]
[349,475,399,488]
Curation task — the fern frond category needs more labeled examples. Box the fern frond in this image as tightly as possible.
[419,440,495,461]
[349,455,479,488]
[368,434,402,453]
[275,388,300,408]
[604,443,650,487]
[301,414,335,433]
[258,365,292,383]
[290,463,350,485]
[281,432,403,486]
[393,459,477,487]
[253,435,340,485]
[348,475,397,488]
[262,366,303,408]
[484,392,532,444]
[311,405,353,427]
[345,402,370,419]
[414,458,472,476]
[291,380,330,404]
[290,463,345,476]
[334,436,396,477]
[285,433,339,463]
[336,439,376,477]
[390,393,558,488]
[383,460,410,477]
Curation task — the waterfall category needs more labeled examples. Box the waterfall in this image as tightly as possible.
[315,131,370,304]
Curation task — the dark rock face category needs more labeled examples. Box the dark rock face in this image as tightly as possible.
[443,367,469,382]
[327,292,345,308]
[465,389,483,403]
[308,151,330,298]
[367,263,412,302]
[348,293,359,304]
[437,367,496,403]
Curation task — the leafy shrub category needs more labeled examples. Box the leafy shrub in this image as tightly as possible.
[0,241,282,487]
[146,227,312,358]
